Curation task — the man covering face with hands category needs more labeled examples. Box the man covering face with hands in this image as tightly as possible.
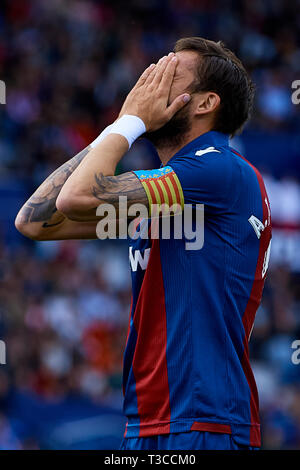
[16,37,271,451]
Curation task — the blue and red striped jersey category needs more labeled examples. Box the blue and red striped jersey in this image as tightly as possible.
[123,131,272,447]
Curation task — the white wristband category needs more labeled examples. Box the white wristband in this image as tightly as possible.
[108,115,146,149]
[90,115,146,150]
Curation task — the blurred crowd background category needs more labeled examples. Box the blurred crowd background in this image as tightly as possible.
[0,0,300,450]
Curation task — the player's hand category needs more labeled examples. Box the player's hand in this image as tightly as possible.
[119,53,191,132]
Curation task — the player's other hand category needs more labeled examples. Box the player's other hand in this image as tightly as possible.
[119,53,191,132]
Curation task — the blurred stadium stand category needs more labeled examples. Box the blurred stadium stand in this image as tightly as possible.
[0,0,300,449]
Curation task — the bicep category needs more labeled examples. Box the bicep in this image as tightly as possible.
[92,171,149,211]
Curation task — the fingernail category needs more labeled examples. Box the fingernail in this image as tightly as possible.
[171,56,177,62]
[183,94,191,103]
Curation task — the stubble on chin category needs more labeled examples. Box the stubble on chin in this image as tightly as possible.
[143,103,192,151]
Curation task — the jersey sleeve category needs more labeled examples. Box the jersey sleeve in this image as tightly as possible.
[133,166,185,215]
[133,150,233,214]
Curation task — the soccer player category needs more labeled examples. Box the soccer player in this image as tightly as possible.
[15,37,272,450]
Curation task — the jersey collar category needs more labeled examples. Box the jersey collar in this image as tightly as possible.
[168,131,229,161]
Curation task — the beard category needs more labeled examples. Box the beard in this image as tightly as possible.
[143,101,192,150]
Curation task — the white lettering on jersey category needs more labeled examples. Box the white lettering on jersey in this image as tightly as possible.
[195,146,221,157]
[249,199,271,239]
[248,207,272,278]
[129,247,150,272]
[248,215,265,239]
[265,197,271,226]
[262,239,272,278]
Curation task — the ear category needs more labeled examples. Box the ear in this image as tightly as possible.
[194,92,220,116]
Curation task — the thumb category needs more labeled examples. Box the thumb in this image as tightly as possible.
[166,94,191,119]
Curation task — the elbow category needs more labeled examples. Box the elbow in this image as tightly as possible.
[15,214,42,241]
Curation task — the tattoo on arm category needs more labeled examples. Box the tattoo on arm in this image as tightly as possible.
[19,146,91,225]
[92,172,148,206]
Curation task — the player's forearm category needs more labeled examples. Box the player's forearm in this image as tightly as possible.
[56,134,129,219]
[15,145,92,238]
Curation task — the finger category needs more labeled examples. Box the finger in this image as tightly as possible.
[158,55,178,92]
[151,54,174,87]
[145,53,173,86]
[134,63,156,89]
[143,60,162,85]
[143,55,167,86]
[165,93,191,120]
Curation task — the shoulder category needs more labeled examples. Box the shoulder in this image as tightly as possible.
[168,143,236,186]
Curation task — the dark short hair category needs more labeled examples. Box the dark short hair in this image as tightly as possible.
[174,37,255,136]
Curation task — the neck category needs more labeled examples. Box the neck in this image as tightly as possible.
[156,124,212,166]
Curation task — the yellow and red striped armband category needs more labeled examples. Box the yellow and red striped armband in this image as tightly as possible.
[133,166,184,216]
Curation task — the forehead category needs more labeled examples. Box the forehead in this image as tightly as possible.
[174,50,199,78]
